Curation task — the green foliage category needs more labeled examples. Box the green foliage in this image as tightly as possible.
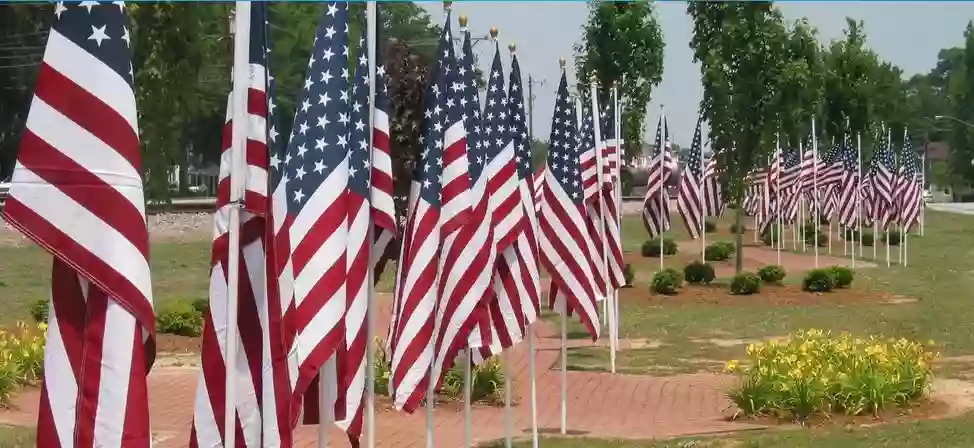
[683,261,716,285]
[860,230,876,246]
[886,229,903,246]
[804,229,828,247]
[803,268,836,293]
[729,272,761,295]
[650,268,682,295]
[0,323,46,406]
[575,1,664,162]
[156,300,204,337]
[760,226,784,246]
[622,263,635,287]
[828,266,855,289]
[704,241,735,262]
[620,168,635,196]
[641,238,677,257]
[191,297,209,315]
[372,337,391,394]
[27,298,48,324]
[726,330,937,420]
[704,220,717,233]
[729,223,746,234]
[757,265,787,284]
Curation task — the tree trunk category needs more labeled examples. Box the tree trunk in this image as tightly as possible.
[734,204,744,273]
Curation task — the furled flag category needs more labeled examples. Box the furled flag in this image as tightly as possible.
[870,128,897,230]
[702,150,724,217]
[1,3,156,446]
[598,103,626,290]
[837,133,861,228]
[778,146,802,223]
[431,20,494,387]
[896,133,923,232]
[817,140,844,219]
[192,3,293,446]
[539,70,603,340]
[533,166,546,213]
[331,12,398,444]
[387,12,471,413]
[756,153,779,234]
[677,115,705,238]
[642,115,673,237]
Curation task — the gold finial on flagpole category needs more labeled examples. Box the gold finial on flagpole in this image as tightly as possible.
[458,14,467,27]
[508,43,516,53]
[490,26,499,39]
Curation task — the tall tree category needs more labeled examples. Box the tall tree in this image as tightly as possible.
[574,0,664,163]
[772,18,824,148]
[688,1,787,272]
[948,21,974,184]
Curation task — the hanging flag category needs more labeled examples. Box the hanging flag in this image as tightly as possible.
[837,133,861,228]
[779,146,802,223]
[540,72,603,340]
[1,3,155,446]
[677,116,705,238]
[870,129,897,230]
[702,153,724,217]
[598,102,626,290]
[387,12,471,413]
[641,115,673,237]
[896,134,923,232]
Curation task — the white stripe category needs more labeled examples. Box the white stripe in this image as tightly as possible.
[25,97,144,216]
[9,168,151,303]
[93,298,138,448]
[44,296,79,447]
[290,156,347,244]
[44,30,137,131]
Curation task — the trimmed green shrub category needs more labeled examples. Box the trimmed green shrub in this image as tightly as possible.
[27,298,48,324]
[802,269,836,293]
[156,301,204,337]
[729,223,746,234]
[641,238,678,257]
[804,230,828,248]
[761,226,785,247]
[191,297,209,315]
[705,241,735,262]
[623,263,635,287]
[729,272,761,295]
[684,261,716,284]
[861,231,875,246]
[757,265,787,284]
[651,268,683,295]
[885,230,902,246]
[827,265,855,289]
[704,220,717,233]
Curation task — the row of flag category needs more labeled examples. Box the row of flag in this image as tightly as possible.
[0,1,632,447]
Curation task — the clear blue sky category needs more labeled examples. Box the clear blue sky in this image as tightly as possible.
[420,1,974,148]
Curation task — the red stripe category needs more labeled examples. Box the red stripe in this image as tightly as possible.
[75,271,109,448]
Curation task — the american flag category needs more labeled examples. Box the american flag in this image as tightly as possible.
[870,129,897,230]
[755,154,779,234]
[779,147,802,223]
[677,116,705,238]
[539,71,603,340]
[598,102,626,290]
[896,134,923,231]
[1,3,155,446]
[837,133,861,228]
[331,14,397,444]
[470,42,540,363]
[387,13,471,413]
[642,115,672,237]
[702,152,723,217]
[192,3,294,446]
[431,23,495,386]
[533,166,546,213]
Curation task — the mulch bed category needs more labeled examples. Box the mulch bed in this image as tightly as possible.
[741,398,951,428]
[622,283,905,307]
[156,333,202,354]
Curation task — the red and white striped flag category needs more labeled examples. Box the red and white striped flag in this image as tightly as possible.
[642,115,673,237]
[598,100,626,290]
[191,4,293,446]
[677,116,705,238]
[1,3,156,446]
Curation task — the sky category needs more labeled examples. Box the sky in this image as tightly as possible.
[419,1,974,148]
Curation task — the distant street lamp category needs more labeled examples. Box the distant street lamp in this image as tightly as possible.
[934,114,974,129]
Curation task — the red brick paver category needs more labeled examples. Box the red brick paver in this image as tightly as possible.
[0,301,760,447]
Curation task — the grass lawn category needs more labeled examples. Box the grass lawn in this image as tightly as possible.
[485,411,974,447]
[563,208,973,377]
[0,426,33,448]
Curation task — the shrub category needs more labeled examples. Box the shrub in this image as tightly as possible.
[684,261,716,285]
[156,301,204,337]
[641,238,678,257]
[757,265,787,284]
[0,322,46,405]
[622,263,635,287]
[843,227,860,240]
[726,330,938,420]
[885,229,903,246]
[729,272,761,295]
[802,268,835,293]
[803,229,828,248]
[729,223,746,234]
[704,241,735,262]
[372,337,392,394]
[760,226,784,247]
[828,265,855,289]
[801,221,818,237]
[861,231,875,246]
[651,268,683,295]
[27,298,48,324]
[191,297,209,315]
[704,220,717,233]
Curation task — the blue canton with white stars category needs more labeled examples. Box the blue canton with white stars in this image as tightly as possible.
[546,73,582,204]
[685,117,704,179]
[841,132,858,173]
[54,1,134,86]
[481,46,511,177]
[274,3,350,211]
[347,25,386,199]
[507,53,531,181]
[600,106,615,141]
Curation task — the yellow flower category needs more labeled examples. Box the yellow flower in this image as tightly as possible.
[725,360,739,373]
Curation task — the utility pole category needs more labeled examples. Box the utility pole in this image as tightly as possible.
[526,75,546,142]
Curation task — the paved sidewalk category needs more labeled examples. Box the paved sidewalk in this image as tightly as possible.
[0,304,760,447]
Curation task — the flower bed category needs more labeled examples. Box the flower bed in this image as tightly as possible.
[0,322,46,406]
[725,329,937,421]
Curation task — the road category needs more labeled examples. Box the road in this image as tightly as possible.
[928,202,974,215]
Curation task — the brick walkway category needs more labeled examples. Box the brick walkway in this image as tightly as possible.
[0,302,761,447]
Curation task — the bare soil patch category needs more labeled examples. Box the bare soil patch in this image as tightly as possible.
[156,333,202,354]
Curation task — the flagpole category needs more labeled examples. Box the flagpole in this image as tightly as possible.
[702,132,708,263]
[853,132,861,269]
[659,105,666,274]
[886,127,892,268]
[464,350,472,448]
[364,3,379,447]
[225,5,251,448]
[613,85,623,347]
[589,75,616,375]
[528,332,539,448]
[776,135,782,265]
[799,139,806,253]
[920,146,926,237]
[812,118,820,268]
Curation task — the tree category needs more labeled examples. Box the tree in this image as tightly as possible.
[948,22,974,185]
[574,0,664,163]
[688,1,788,272]
[772,19,823,148]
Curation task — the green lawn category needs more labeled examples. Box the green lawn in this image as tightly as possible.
[484,411,974,447]
[0,426,33,448]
